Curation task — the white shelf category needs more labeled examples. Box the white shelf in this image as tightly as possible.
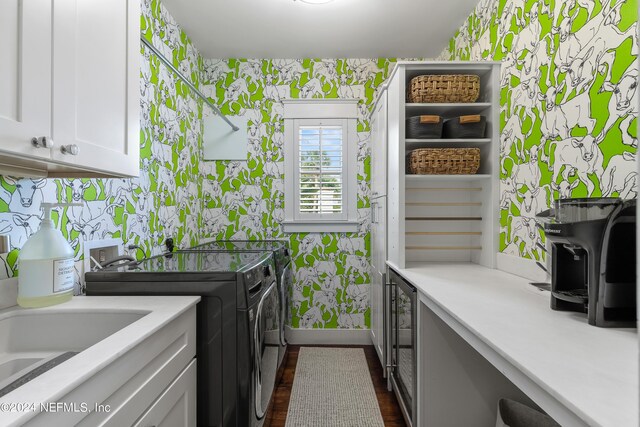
[406,103,492,116]
[406,139,490,143]
[406,174,492,183]
[405,246,482,250]
[406,139,491,150]
[387,61,501,84]
[386,62,500,269]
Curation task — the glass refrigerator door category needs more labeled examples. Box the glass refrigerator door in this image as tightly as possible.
[391,272,417,426]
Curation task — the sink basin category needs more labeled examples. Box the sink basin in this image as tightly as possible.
[0,296,199,426]
[0,358,42,381]
[0,309,146,391]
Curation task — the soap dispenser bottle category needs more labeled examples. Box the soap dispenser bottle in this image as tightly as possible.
[17,202,82,308]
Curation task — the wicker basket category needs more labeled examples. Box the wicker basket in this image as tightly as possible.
[407,148,480,175]
[408,75,480,103]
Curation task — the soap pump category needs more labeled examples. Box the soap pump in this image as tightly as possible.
[17,202,82,308]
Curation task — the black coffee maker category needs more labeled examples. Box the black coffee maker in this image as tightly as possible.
[536,198,637,328]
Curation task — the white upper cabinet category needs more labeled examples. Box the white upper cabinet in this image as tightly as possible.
[51,0,140,177]
[371,91,388,198]
[0,0,140,178]
[0,0,53,168]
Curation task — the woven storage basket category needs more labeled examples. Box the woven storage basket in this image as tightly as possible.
[406,115,443,139]
[408,75,480,103]
[407,148,480,175]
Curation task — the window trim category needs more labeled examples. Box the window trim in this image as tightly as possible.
[282,99,359,233]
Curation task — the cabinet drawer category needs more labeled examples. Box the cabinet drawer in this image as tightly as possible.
[134,359,197,427]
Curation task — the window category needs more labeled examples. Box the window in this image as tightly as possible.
[282,100,358,233]
[298,122,345,217]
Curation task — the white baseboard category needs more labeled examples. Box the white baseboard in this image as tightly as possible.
[496,252,548,283]
[285,326,372,345]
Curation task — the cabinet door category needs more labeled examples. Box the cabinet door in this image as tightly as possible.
[51,0,140,177]
[370,200,378,345]
[371,92,388,197]
[375,197,387,360]
[135,359,197,427]
[370,197,387,368]
[389,269,417,425]
[0,0,52,161]
[370,208,380,348]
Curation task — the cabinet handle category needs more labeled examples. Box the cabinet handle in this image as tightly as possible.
[31,136,53,149]
[61,144,79,156]
[371,202,378,224]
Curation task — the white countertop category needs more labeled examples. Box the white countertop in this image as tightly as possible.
[388,261,638,427]
[0,295,200,425]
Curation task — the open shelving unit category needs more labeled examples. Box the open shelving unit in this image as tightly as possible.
[405,174,492,182]
[386,61,500,268]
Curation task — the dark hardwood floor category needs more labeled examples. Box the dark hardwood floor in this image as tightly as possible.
[264,345,407,427]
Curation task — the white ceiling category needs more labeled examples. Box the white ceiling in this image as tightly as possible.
[160,0,480,59]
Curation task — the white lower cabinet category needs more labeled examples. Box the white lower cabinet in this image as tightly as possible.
[23,306,197,427]
[134,359,197,427]
[370,195,387,369]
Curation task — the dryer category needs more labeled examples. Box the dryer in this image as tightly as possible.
[85,250,279,427]
[182,240,292,369]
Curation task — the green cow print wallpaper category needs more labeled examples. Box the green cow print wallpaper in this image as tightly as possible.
[438,0,638,260]
[0,0,637,332]
[0,0,395,330]
[198,58,395,328]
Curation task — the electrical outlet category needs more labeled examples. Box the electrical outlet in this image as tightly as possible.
[83,239,123,273]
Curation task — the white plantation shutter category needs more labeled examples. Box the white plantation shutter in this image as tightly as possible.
[298,125,344,215]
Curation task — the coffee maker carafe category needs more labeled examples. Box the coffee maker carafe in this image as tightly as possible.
[536,198,636,328]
